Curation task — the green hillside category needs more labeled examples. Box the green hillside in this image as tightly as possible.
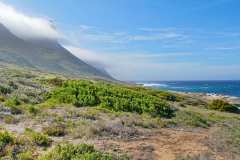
[0,64,239,159]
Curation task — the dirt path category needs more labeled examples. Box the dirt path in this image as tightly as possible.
[0,117,228,160]
[97,128,224,160]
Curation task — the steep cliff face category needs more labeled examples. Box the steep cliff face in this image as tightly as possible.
[0,23,112,79]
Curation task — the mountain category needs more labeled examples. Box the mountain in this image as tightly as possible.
[0,23,112,79]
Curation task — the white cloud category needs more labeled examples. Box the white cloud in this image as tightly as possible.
[65,46,111,69]
[0,1,239,81]
[212,46,240,50]
[64,25,189,45]
[215,32,240,38]
[131,27,188,41]
[0,1,60,40]
[128,32,186,41]
[66,46,240,81]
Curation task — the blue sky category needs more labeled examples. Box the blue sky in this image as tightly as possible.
[1,0,240,80]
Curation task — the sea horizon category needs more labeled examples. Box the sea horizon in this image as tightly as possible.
[135,80,240,97]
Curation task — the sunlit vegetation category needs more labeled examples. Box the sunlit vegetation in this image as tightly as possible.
[43,123,66,137]
[173,110,210,128]
[0,85,12,95]
[46,80,175,118]
[3,115,19,124]
[0,131,14,155]
[24,128,52,147]
[5,96,21,107]
[38,143,128,160]
[208,99,239,113]
[0,130,35,159]
[0,65,240,159]
[0,96,5,102]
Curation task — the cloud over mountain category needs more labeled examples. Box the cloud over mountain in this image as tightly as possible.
[0,1,60,40]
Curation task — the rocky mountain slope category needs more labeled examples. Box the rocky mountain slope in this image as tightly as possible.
[0,23,111,79]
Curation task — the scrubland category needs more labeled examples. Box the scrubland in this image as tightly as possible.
[0,64,239,160]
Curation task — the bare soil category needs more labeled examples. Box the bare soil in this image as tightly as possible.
[95,128,229,160]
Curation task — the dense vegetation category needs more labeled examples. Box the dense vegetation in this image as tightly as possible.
[46,80,175,118]
[174,110,210,128]
[39,143,127,160]
[0,130,123,160]
[24,128,52,147]
[0,131,14,155]
[208,99,239,113]
[0,65,240,159]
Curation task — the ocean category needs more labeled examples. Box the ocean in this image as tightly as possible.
[136,81,240,97]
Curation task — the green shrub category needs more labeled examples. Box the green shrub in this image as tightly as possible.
[0,131,36,158]
[5,96,23,114]
[27,105,40,115]
[0,85,11,95]
[3,115,18,124]
[47,80,174,118]
[5,96,21,107]
[9,105,23,115]
[151,101,175,118]
[181,98,207,107]
[158,92,182,102]
[0,96,5,102]
[0,131,14,153]
[24,129,51,147]
[38,143,125,160]
[208,99,239,113]
[17,151,34,160]
[43,124,66,137]
[47,77,64,86]
[174,111,210,128]
[8,81,18,90]
[118,113,165,129]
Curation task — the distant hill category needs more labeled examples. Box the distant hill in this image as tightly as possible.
[0,23,112,79]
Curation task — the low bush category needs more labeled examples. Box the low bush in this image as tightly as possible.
[24,129,51,147]
[0,85,11,95]
[118,113,165,129]
[5,96,21,107]
[0,131,36,158]
[47,80,175,118]
[5,96,23,114]
[38,143,126,160]
[0,96,5,102]
[208,99,239,113]
[181,97,207,107]
[43,123,66,137]
[3,115,18,124]
[174,110,210,128]
[46,77,64,86]
[8,81,18,90]
[27,105,40,115]
[17,151,34,160]
[9,106,23,115]
[158,92,183,102]
[0,131,14,154]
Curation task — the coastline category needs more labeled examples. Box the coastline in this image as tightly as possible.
[169,90,240,104]
[136,81,240,104]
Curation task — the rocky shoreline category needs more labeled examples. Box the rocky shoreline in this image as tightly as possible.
[171,91,240,104]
